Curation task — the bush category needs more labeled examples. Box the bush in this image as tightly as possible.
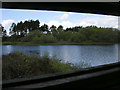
[32,34,57,44]
[2,52,77,80]
[20,30,42,42]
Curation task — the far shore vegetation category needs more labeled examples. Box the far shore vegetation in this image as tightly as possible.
[2,41,116,45]
[1,19,120,45]
[2,52,87,80]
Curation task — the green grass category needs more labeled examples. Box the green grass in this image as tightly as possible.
[2,41,115,45]
[2,41,25,45]
[2,52,83,80]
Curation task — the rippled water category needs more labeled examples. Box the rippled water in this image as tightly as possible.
[2,44,119,67]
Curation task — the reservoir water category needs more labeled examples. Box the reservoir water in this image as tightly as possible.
[2,44,119,67]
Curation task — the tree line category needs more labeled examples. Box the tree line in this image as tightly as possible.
[1,19,120,44]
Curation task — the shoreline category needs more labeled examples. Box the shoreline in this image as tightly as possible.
[2,41,117,46]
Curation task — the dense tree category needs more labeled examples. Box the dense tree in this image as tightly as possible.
[50,25,57,37]
[0,24,7,41]
[72,26,82,32]
[66,27,73,32]
[0,24,6,37]
[57,25,63,32]
[9,23,17,35]
[9,20,40,37]
[40,24,49,33]
[2,19,120,44]
[57,25,64,40]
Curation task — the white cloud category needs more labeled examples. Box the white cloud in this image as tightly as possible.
[1,19,15,35]
[55,13,71,20]
[60,21,75,29]
[76,16,118,28]
[1,19,15,29]
[60,14,70,20]
[47,20,60,27]
[46,20,76,29]
[46,16,118,29]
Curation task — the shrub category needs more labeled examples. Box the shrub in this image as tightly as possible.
[2,52,77,80]
[32,35,57,44]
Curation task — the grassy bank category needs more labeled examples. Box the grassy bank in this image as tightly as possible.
[2,41,115,45]
[2,52,82,80]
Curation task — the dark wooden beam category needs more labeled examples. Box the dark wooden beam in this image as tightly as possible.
[3,62,120,89]
[2,2,120,16]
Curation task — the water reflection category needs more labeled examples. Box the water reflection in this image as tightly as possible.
[2,44,119,67]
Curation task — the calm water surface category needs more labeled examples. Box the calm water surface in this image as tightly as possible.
[2,44,119,67]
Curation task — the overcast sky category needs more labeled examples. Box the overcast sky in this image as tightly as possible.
[0,9,118,35]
